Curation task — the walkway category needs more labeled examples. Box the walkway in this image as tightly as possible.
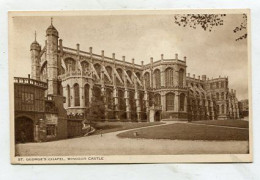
[16,121,249,156]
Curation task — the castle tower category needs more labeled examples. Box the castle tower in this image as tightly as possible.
[46,18,59,95]
[30,31,41,80]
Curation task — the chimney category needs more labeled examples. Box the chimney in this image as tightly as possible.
[89,47,93,54]
[161,54,164,60]
[193,74,195,79]
[101,50,104,65]
[112,53,115,60]
[101,50,104,58]
[122,56,126,68]
[198,75,200,80]
[150,57,153,64]
[175,53,178,59]
[184,56,187,62]
[132,58,135,64]
[141,61,144,66]
[202,75,206,81]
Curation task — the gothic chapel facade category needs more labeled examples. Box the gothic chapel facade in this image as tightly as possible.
[31,22,240,122]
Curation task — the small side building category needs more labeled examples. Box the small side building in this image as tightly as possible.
[14,75,68,143]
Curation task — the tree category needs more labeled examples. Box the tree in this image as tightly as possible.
[173,14,247,41]
[85,96,105,124]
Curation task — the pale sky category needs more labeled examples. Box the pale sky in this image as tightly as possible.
[10,13,248,100]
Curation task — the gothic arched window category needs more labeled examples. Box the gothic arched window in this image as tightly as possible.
[144,72,150,88]
[221,81,224,88]
[154,94,161,106]
[67,85,71,107]
[149,92,154,106]
[84,84,90,107]
[74,83,80,106]
[221,104,225,114]
[216,82,219,88]
[166,93,175,111]
[129,91,136,111]
[154,69,161,88]
[64,58,76,71]
[165,67,174,87]
[106,88,113,109]
[81,61,89,74]
[93,85,102,101]
[139,91,144,111]
[221,92,225,100]
[118,89,125,111]
[216,93,219,100]
[179,68,184,87]
[179,93,185,111]
[217,105,220,114]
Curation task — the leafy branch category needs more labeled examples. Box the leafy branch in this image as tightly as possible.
[173,14,247,41]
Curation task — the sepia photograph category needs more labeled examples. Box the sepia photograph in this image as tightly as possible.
[9,10,252,164]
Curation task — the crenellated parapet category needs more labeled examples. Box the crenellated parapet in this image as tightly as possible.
[30,20,240,122]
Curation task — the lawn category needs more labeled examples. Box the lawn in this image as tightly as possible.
[91,121,163,135]
[117,123,249,141]
[191,120,249,128]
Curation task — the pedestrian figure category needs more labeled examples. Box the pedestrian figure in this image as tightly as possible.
[100,129,103,137]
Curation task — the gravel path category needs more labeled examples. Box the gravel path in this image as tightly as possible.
[16,122,249,156]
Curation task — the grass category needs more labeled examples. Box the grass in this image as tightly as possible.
[91,121,163,135]
[117,123,249,141]
[191,120,249,128]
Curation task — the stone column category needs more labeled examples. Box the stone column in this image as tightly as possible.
[113,87,119,120]
[161,92,166,112]
[136,92,141,122]
[125,90,131,121]
[144,90,149,122]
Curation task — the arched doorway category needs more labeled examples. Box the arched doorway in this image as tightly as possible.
[15,116,34,143]
[154,111,161,121]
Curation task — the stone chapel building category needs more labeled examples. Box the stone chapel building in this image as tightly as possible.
[30,21,240,122]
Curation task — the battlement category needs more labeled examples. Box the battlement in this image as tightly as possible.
[14,75,48,89]
[59,43,186,70]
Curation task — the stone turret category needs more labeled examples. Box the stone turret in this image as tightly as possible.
[31,31,41,81]
[46,18,59,95]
